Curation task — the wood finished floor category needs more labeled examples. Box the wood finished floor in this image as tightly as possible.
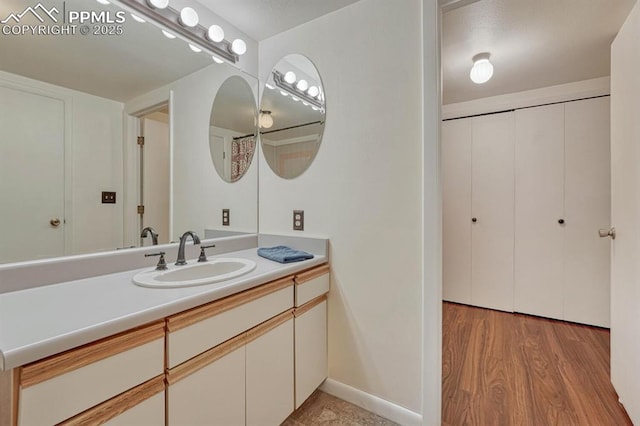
[442,302,632,426]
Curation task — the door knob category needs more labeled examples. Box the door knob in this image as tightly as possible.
[50,218,61,227]
[558,219,565,225]
[598,227,616,239]
[471,217,477,223]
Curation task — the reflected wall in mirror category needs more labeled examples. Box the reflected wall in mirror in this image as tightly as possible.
[0,0,258,265]
[210,76,258,183]
[260,54,326,179]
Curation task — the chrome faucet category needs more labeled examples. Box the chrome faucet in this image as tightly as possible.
[175,231,201,265]
[140,226,159,245]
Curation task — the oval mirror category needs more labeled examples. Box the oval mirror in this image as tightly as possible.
[260,54,326,179]
[210,75,258,182]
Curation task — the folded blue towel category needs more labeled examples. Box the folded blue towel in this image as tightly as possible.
[257,246,314,263]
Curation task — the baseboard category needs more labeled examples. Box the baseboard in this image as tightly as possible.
[320,378,423,425]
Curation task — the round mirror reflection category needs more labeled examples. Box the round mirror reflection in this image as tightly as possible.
[210,75,257,182]
[260,54,326,179]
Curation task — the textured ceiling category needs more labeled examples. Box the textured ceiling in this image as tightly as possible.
[442,0,636,104]
[195,0,361,41]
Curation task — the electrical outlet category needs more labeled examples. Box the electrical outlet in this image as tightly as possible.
[101,191,116,204]
[293,210,304,231]
[222,209,230,226]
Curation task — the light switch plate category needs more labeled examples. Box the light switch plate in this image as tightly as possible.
[101,191,116,204]
[293,210,304,231]
[222,209,230,226]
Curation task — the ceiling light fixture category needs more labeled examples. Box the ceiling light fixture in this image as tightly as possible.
[470,52,494,84]
[259,110,274,129]
[109,0,247,63]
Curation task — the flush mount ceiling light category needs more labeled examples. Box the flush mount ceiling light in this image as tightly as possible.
[470,52,494,84]
[259,110,274,129]
[110,0,247,63]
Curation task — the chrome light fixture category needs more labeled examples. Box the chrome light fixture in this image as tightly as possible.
[470,52,494,84]
[271,71,324,110]
[111,0,246,63]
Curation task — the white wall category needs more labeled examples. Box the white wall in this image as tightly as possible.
[0,71,124,255]
[610,2,640,423]
[259,0,427,418]
[126,64,259,242]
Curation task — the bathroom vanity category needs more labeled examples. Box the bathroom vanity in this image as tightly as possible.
[0,237,329,426]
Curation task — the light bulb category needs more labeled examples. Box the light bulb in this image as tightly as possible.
[212,56,224,64]
[96,0,110,5]
[292,96,300,102]
[146,0,168,9]
[280,91,288,97]
[130,13,145,23]
[265,83,275,90]
[189,44,202,53]
[231,39,247,55]
[162,30,176,39]
[179,7,199,28]
[470,53,494,84]
[284,71,296,84]
[308,86,319,97]
[296,80,308,91]
[260,111,273,129]
[207,25,224,42]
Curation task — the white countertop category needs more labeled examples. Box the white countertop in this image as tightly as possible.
[0,248,326,371]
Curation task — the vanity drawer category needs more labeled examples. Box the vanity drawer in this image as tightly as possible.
[166,276,294,368]
[294,264,330,307]
[17,321,165,426]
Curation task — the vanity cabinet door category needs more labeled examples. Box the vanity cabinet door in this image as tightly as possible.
[17,322,165,426]
[246,311,295,426]
[294,296,328,408]
[167,333,246,426]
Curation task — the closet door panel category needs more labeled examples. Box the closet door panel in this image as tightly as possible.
[442,119,472,304]
[564,97,611,327]
[471,112,515,311]
[514,104,565,319]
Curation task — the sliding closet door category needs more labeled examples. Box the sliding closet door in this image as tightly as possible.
[514,104,565,319]
[564,97,611,327]
[471,112,514,311]
[442,119,472,304]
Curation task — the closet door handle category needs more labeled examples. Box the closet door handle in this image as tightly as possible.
[471,217,477,223]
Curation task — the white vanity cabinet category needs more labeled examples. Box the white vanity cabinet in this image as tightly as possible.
[293,265,330,408]
[15,321,165,426]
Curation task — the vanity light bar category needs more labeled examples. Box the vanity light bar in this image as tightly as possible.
[111,0,241,63]
[272,70,324,110]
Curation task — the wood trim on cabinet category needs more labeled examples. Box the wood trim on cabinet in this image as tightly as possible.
[245,310,294,345]
[166,332,246,385]
[57,375,165,426]
[19,321,165,388]
[294,295,327,318]
[166,276,294,333]
[294,264,330,285]
[12,369,20,426]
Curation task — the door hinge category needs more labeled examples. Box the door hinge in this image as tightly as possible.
[137,136,145,146]
[137,205,145,215]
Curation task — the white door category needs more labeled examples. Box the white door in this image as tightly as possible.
[442,118,472,304]
[471,112,514,311]
[142,115,170,244]
[514,104,565,319]
[610,3,640,423]
[563,97,611,327]
[0,85,65,263]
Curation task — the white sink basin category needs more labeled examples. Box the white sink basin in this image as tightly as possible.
[133,258,257,288]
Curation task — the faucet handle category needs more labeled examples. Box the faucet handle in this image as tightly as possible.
[198,244,216,263]
[145,251,167,270]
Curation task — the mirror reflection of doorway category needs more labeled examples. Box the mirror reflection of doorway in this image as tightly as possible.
[138,106,170,246]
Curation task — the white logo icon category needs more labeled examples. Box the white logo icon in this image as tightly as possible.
[1,3,59,24]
